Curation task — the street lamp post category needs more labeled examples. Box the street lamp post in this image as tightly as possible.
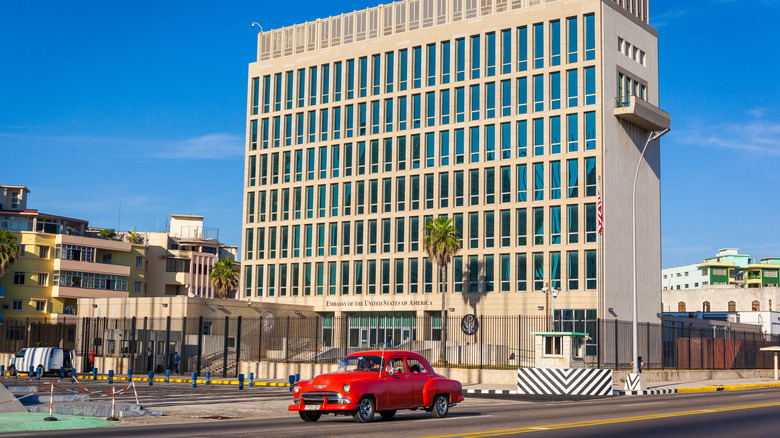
[543,284,562,331]
[631,128,670,376]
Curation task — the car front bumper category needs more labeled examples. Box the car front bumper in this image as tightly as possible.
[289,392,355,412]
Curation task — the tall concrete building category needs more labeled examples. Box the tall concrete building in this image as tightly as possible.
[241,0,669,344]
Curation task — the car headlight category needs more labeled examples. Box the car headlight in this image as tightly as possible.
[293,384,300,394]
[342,383,351,393]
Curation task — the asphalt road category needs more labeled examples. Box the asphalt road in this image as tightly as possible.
[4,384,780,437]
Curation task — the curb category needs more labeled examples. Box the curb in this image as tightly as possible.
[614,389,677,396]
[71,374,290,387]
[466,389,518,395]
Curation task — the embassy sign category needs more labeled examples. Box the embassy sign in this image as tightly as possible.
[325,299,435,308]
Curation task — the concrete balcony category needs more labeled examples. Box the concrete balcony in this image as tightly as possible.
[52,285,129,299]
[56,234,132,252]
[54,259,131,276]
[614,95,671,131]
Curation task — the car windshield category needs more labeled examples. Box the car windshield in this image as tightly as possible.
[337,355,386,372]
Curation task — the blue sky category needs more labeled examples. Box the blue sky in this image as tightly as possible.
[1,0,778,268]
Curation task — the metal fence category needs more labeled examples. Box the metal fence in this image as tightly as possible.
[0,318,77,353]
[65,314,780,378]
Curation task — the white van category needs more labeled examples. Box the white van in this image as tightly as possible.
[8,347,74,376]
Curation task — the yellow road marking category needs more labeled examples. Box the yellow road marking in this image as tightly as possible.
[423,402,780,438]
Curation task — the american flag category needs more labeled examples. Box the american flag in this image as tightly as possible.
[597,190,603,234]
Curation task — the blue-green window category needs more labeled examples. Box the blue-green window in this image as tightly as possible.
[262,75,270,113]
[568,204,578,243]
[368,219,377,253]
[427,44,436,86]
[263,118,270,148]
[354,260,363,294]
[318,184,326,217]
[384,139,392,172]
[256,265,264,296]
[410,216,419,250]
[550,116,561,154]
[250,120,258,150]
[533,118,544,156]
[533,24,544,69]
[309,66,318,106]
[518,77,527,114]
[427,92,436,126]
[346,105,354,137]
[409,258,418,294]
[585,156,596,196]
[470,84,480,120]
[550,20,561,66]
[331,145,340,178]
[567,114,578,152]
[585,14,595,61]
[322,64,330,104]
[371,101,380,134]
[396,177,405,210]
[501,29,512,74]
[550,251,561,289]
[385,99,393,132]
[426,132,435,167]
[585,66,595,104]
[486,32,496,77]
[413,46,422,88]
[333,107,341,140]
[567,69,578,107]
[501,80,511,116]
[440,131,450,166]
[382,218,391,252]
[586,250,596,289]
[551,161,561,200]
[296,69,305,107]
[412,134,421,169]
[585,111,596,150]
[345,144,353,177]
[358,103,367,136]
[397,136,406,170]
[456,87,465,122]
[274,73,282,111]
[534,162,544,201]
[469,170,479,206]
[568,159,578,198]
[518,26,528,71]
[567,17,578,63]
[485,124,495,161]
[334,61,343,101]
[550,72,561,110]
[486,82,496,119]
[516,252,527,290]
[455,128,465,164]
[441,41,451,84]
[456,38,465,81]
[469,212,479,248]
[370,140,379,173]
[471,35,480,79]
[357,142,366,175]
[425,173,434,208]
[398,96,407,130]
[320,109,328,141]
[533,75,543,112]
[316,262,323,295]
[284,115,292,146]
[371,55,380,95]
[517,120,527,157]
[517,165,527,202]
[586,203,596,243]
[501,122,511,159]
[293,114,301,145]
[359,57,368,97]
[501,167,511,202]
[485,169,495,205]
[534,208,544,245]
[381,259,390,294]
[412,94,421,128]
[470,126,480,163]
[441,89,451,124]
[567,251,578,289]
[272,116,281,148]
[346,59,355,99]
[385,52,394,93]
[399,49,408,91]
[484,254,494,292]
[396,217,405,251]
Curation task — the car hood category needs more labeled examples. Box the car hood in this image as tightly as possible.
[311,371,381,387]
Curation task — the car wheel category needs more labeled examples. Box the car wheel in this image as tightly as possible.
[431,394,449,418]
[379,410,396,419]
[299,411,321,422]
[8,365,15,376]
[353,396,376,423]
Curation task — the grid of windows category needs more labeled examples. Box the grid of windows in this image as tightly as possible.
[245,12,602,299]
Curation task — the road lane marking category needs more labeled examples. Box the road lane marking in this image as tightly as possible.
[421,401,780,438]
[739,393,762,397]
[621,402,665,407]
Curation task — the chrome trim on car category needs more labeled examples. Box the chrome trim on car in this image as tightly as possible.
[300,391,351,405]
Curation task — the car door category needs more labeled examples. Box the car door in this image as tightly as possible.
[384,357,414,409]
[407,358,433,407]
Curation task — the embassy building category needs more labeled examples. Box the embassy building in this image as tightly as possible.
[240,0,670,348]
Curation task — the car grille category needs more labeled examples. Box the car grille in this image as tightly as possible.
[298,391,350,405]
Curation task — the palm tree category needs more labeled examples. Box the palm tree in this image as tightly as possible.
[209,258,239,299]
[0,230,22,280]
[126,230,143,244]
[422,217,461,365]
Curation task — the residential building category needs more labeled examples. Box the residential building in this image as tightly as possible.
[144,215,238,298]
[663,248,780,290]
[0,185,145,323]
[240,0,670,349]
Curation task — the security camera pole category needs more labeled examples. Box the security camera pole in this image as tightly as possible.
[543,283,561,331]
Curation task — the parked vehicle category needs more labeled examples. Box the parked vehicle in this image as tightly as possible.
[7,347,74,376]
[289,350,464,423]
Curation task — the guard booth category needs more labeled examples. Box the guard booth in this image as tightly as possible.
[515,331,613,396]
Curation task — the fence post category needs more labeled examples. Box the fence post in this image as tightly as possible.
[688,326,692,370]
[614,319,618,370]
[223,316,229,378]
[142,316,148,373]
[285,316,291,363]
[314,316,319,365]
[196,316,203,376]
[235,316,242,378]
[646,322,650,369]
[165,316,171,372]
[258,318,263,361]
[130,316,137,374]
[181,317,188,373]
[25,318,30,348]
[479,315,484,371]
[596,318,601,369]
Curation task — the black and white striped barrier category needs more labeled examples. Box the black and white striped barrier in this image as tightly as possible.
[615,389,677,396]
[516,368,613,396]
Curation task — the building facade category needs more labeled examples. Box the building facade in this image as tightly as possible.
[662,248,780,290]
[240,0,669,347]
[0,185,145,324]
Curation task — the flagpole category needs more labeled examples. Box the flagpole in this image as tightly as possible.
[597,177,604,364]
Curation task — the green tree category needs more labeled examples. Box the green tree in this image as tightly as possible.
[422,217,461,365]
[99,228,117,239]
[0,229,22,280]
[209,258,239,299]
[127,230,143,244]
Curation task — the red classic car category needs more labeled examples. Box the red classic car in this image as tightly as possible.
[289,350,464,423]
